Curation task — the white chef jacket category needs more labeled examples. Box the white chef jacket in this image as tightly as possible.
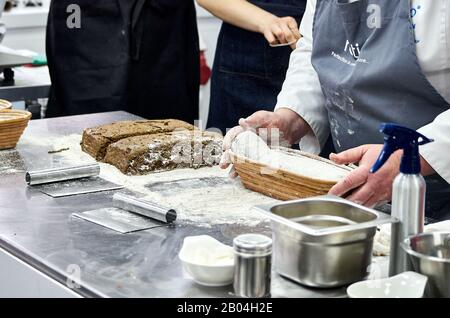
[0,0,5,42]
[275,0,450,183]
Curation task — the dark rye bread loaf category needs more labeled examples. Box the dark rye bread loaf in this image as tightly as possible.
[81,119,195,160]
[103,130,223,175]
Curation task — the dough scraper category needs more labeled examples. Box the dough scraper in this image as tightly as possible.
[26,163,123,197]
[73,192,177,233]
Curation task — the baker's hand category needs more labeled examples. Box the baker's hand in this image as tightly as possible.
[260,16,301,49]
[220,108,311,177]
[328,144,402,207]
[220,125,245,178]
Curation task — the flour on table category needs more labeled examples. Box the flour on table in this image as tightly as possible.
[231,131,349,181]
[373,220,450,256]
[373,224,391,256]
[0,149,26,174]
[19,133,275,227]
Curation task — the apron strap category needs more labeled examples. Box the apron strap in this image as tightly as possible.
[131,0,147,60]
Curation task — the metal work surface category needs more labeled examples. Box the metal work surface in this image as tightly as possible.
[0,65,50,101]
[0,111,348,298]
[0,52,33,69]
[0,84,50,101]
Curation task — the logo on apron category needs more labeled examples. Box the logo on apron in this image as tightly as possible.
[344,40,360,59]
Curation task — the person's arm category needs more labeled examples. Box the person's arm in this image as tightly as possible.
[327,103,449,208]
[274,0,329,154]
[326,121,444,208]
[418,110,450,182]
[196,0,301,47]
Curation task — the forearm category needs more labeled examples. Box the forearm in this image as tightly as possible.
[196,0,275,34]
[421,157,437,176]
[274,0,328,154]
[274,107,312,144]
[418,110,450,181]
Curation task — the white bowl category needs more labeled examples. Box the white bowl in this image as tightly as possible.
[179,235,235,287]
[347,271,428,298]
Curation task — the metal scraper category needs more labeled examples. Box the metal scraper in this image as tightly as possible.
[73,208,167,234]
[73,193,176,233]
[33,176,123,198]
[26,163,123,197]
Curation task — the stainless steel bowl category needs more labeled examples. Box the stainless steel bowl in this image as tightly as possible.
[254,195,396,288]
[402,232,450,298]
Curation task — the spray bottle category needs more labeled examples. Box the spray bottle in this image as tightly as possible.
[370,123,433,275]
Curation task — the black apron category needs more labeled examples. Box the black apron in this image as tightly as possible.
[126,0,199,123]
[46,0,199,123]
[207,0,307,134]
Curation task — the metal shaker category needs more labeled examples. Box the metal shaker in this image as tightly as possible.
[233,234,272,298]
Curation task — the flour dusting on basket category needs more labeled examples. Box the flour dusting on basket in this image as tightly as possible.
[230,131,353,200]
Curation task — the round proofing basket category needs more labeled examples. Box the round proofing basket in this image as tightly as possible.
[0,109,32,150]
[230,148,353,201]
[0,99,12,110]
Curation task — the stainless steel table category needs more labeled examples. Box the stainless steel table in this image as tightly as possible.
[0,52,33,69]
[0,111,347,298]
[0,64,50,101]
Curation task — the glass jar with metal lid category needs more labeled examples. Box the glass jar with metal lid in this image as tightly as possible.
[233,234,272,298]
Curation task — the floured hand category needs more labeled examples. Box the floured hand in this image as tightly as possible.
[219,108,311,178]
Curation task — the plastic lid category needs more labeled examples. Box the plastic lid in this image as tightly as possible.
[233,234,272,256]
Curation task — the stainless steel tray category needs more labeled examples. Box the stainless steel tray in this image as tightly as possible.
[254,195,397,288]
[255,195,394,238]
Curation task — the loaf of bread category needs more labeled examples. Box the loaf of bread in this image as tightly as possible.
[103,130,223,175]
[81,119,223,175]
[81,119,194,160]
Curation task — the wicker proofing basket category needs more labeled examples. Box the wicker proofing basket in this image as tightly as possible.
[0,99,12,110]
[0,109,32,150]
[230,148,354,201]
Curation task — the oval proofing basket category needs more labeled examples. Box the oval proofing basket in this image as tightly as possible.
[0,109,32,150]
[230,148,353,201]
